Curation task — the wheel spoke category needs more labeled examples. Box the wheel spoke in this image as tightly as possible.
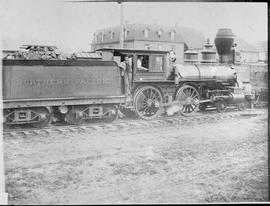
[188,105,191,113]
[186,105,190,113]
[183,90,189,97]
[142,90,148,99]
[148,89,152,99]
[143,106,148,113]
[188,88,192,96]
[183,105,187,112]
[184,89,189,97]
[190,89,196,97]
[150,90,157,100]
[181,105,185,111]
[186,105,189,112]
[179,92,186,101]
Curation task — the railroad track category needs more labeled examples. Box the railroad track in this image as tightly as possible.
[3,108,267,138]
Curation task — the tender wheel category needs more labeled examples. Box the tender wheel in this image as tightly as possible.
[215,100,227,113]
[175,85,200,116]
[119,107,136,119]
[31,107,51,128]
[103,105,118,122]
[3,107,51,129]
[3,110,14,130]
[133,86,163,120]
[65,106,83,125]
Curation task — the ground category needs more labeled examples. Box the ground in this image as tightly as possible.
[3,109,268,204]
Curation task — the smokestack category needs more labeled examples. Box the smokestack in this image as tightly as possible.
[214,28,235,64]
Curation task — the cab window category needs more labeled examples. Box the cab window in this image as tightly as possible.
[151,55,164,72]
[137,55,149,72]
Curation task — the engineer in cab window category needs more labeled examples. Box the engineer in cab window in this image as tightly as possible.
[137,56,148,71]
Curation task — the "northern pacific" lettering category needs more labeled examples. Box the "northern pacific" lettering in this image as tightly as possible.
[19,78,112,86]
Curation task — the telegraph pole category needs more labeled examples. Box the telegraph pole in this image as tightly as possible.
[119,1,124,48]
[0,47,8,204]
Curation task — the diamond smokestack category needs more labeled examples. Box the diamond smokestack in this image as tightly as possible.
[214,28,235,64]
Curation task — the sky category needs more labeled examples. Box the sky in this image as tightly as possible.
[0,0,267,53]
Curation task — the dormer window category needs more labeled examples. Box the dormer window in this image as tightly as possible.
[100,32,105,42]
[109,30,115,40]
[124,28,129,38]
[144,28,150,39]
[170,30,176,40]
[157,29,163,38]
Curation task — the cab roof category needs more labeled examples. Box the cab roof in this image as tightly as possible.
[95,47,170,54]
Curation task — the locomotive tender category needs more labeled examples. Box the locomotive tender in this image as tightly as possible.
[3,59,125,127]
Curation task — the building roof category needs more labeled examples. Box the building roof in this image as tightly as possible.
[92,24,205,49]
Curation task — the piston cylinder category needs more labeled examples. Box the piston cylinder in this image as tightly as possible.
[228,92,245,104]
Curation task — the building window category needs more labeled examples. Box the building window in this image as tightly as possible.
[100,32,104,42]
[145,44,151,50]
[144,28,150,39]
[157,29,163,38]
[170,31,176,40]
[124,28,129,39]
[109,30,115,40]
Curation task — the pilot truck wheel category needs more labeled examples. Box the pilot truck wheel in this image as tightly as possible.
[215,100,228,113]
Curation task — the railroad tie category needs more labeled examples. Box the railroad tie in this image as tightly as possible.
[113,122,127,129]
[45,128,61,135]
[89,125,103,131]
[103,124,118,130]
[67,127,81,132]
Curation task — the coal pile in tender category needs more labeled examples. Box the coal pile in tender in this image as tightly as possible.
[3,45,69,60]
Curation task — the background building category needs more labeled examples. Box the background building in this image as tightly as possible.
[91,24,205,63]
[91,24,264,64]
[234,36,260,63]
[253,41,268,63]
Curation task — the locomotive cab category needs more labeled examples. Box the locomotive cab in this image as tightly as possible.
[95,48,174,83]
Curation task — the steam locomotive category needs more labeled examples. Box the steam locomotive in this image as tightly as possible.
[2,29,258,128]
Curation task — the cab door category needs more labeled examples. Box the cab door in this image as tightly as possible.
[134,54,167,82]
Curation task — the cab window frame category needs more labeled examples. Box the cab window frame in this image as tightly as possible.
[150,55,165,73]
[135,54,150,73]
